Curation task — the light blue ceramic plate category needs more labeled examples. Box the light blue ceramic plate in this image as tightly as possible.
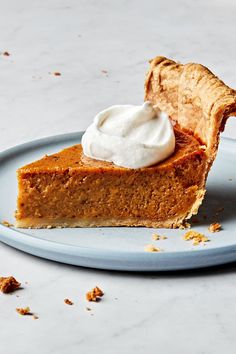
[0,132,236,271]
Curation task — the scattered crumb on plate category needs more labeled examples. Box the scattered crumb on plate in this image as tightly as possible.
[183,230,209,246]
[144,244,161,252]
[208,222,222,233]
[0,276,21,293]
[152,234,167,241]
[152,233,160,240]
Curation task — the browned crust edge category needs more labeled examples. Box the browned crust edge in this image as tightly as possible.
[145,56,236,165]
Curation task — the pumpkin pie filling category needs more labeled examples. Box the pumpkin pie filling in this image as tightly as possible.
[16,128,206,228]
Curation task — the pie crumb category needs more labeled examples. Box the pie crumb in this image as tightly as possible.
[179,222,191,230]
[152,233,167,241]
[16,306,31,316]
[152,233,160,241]
[53,72,61,76]
[2,220,13,227]
[144,244,161,252]
[160,235,167,240]
[86,286,104,302]
[33,315,39,320]
[208,222,221,233]
[183,230,209,245]
[64,298,73,305]
[0,276,21,293]
[3,51,10,56]
[86,307,91,311]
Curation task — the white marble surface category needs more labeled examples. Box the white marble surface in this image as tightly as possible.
[1,1,236,353]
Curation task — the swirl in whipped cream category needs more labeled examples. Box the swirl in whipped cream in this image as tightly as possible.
[81,102,175,169]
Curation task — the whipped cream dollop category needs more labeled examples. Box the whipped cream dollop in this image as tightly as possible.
[81,102,175,169]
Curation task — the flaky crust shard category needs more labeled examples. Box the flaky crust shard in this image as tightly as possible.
[145,56,236,165]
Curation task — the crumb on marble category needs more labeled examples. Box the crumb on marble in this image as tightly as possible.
[208,222,221,233]
[33,315,39,320]
[16,306,31,316]
[183,230,209,245]
[144,244,161,252]
[53,72,61,76]
[64,298,73,305]
[0,276,21,293]
[86,307,91,311]
[101,70,108,74]
[86,286,104,302]
[3,51,10,56]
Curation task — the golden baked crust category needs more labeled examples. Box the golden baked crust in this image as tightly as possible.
[145,56,236,164]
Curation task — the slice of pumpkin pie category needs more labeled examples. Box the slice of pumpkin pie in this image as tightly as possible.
[15,57,236,228]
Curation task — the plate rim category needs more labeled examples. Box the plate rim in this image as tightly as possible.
[0,131,236,271]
